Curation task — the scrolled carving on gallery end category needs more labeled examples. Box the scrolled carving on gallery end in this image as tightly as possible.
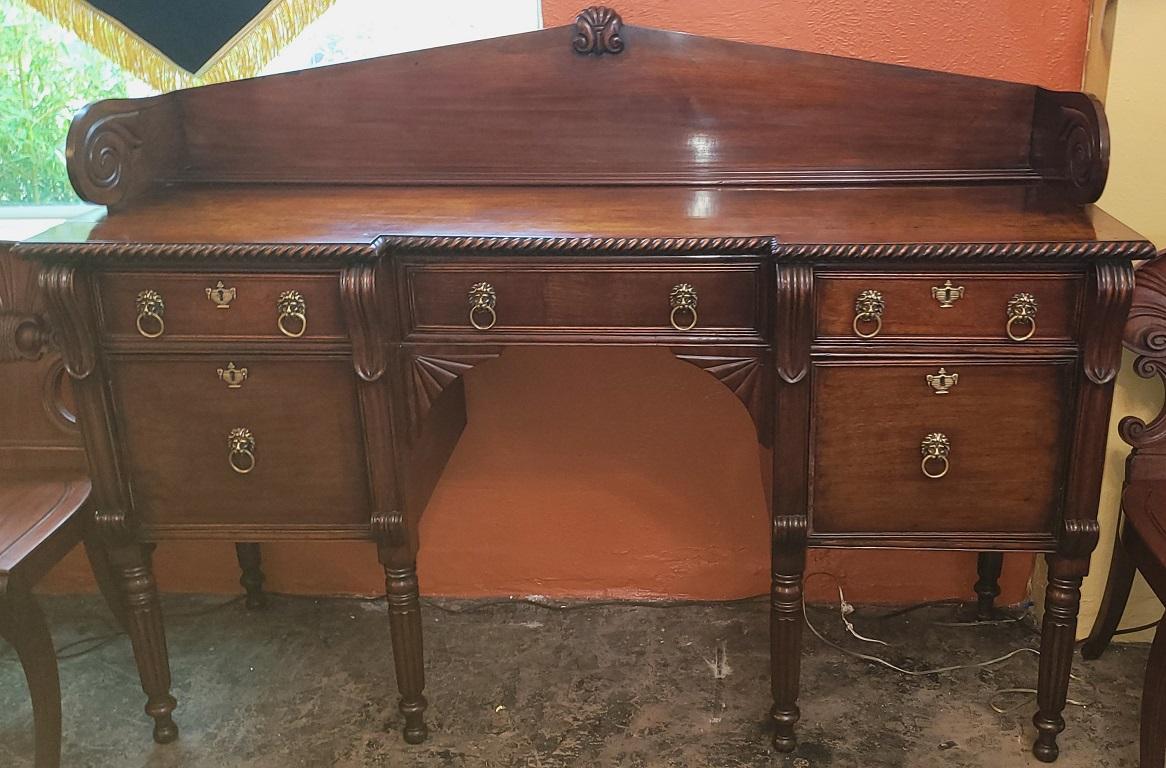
[573,7,625,55]
[66,108,143,207]
[1032,90,1109,204]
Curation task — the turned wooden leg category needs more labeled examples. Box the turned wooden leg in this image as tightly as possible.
[1141,622,1166,768]
[770,517,807,753]
[381,552,428,743]
[1081,521,1136,660]
[234,543,267,610]
[108,543,178,744]
[1033,553,1086,762]
[974,551,1004,620]
[0,586,62,768]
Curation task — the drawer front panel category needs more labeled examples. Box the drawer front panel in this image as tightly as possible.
[99,273,348,341]
[816,273,1082,342]
[109,357,370,527]
[403,262,763,336]
[811,361,1073,534]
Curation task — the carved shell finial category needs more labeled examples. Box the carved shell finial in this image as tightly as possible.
[573,6,624,55]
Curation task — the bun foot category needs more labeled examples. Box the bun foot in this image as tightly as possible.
[152,716,179,744]
[1032,736,1059,763]
[403,723,429,744]
[400,696,428,744]
[771,704,799,753]
[772,733,797,753]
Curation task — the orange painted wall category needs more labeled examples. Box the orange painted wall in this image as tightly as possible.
[43,0,1091,604]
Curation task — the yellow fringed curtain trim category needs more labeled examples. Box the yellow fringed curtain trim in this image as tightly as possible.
[22,0,338,91]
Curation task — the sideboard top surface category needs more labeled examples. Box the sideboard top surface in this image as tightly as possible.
[24,184,1149,254]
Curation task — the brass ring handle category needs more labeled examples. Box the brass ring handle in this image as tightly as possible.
[852,290,884,339]
[135,290,165,338]
[669,283,698,332]
[921,454,949,479]
[920,432,951,479]
[1006,292,1037,342]
[669,305,698,332]
[467,282,497,331]
[276,291,307,338]
[228,427,256,475]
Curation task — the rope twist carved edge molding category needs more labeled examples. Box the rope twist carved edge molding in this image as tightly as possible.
[17,238,1154,264]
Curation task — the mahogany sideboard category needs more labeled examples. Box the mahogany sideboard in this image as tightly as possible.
[10,8,1157,761]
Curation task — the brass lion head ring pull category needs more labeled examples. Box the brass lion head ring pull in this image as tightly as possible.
[669,283,698,332]
[852,289,884,339]
[135,289,165,338]
[920,432,951,479]
[276,290,307,338]
[467,282,497,331]
[228,427,256,475]
[1006,292,1037,342]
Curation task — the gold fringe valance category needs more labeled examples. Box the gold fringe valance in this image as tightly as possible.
[22,0,338,91]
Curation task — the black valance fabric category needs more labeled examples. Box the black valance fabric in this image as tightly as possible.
[87,0,274,73]
[23,0,336,90]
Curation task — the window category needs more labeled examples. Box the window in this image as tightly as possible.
[0,0,541,214]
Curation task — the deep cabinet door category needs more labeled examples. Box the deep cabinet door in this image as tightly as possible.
[810,360,1073,534]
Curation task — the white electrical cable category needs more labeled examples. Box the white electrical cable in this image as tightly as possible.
[803,572,1040,676]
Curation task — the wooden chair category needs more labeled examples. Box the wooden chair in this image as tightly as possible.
[0,244,123,767]
[1083,254,1166,768]
[0,476,92,768]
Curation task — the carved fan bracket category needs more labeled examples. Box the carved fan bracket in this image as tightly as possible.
[409,353,500,435]
[673,353,767,437]
[1120,253,1166,449]
[573,7,624,55]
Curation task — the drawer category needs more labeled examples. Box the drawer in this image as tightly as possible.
[810,360,1073,534]
[815,272,1082,342]
[402,261,763,336]
[98,272,348,341]
[108,356,370,527]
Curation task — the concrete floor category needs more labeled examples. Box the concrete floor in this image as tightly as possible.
[0,595,1149,767]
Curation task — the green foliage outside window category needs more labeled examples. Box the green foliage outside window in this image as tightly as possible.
[0,0,143,204]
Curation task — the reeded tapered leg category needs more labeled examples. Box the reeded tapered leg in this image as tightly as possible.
[234,543,267,610]
[1081,523,1136,660]
[0,587,61,768]
[109,543,177,744]
[974,551,1004,620]
[770,517,807,753]
[381,553,428,743]
[1033,554,1086,762]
